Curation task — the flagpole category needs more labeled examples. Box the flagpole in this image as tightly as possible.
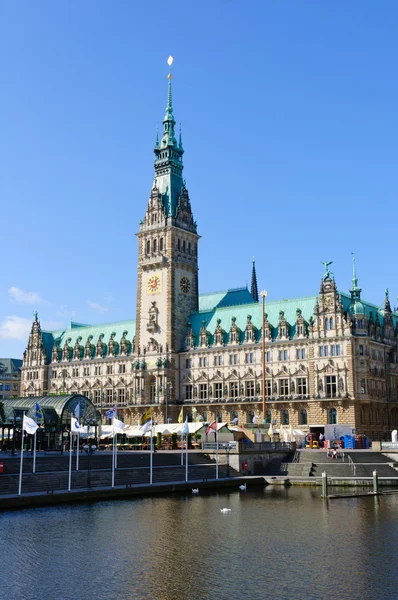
[76,431,79,471]
[68,430,72,491]
[150,423,153,485]
[185,432,188,482]
[216,430,219,480]
[33,430,37,473]
[18,429,24,496]
[112,430,115,488]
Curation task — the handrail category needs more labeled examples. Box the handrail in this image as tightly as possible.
[347,455,356,476]
[292,450,300,464]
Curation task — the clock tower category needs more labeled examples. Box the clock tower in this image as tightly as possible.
[135,58,199,364]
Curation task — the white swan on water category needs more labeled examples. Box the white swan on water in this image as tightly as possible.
[239,484,246,491]
[192,488,199,494]
[220,508,232,513]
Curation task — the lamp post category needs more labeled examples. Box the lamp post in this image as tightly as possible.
[260,290,268,427]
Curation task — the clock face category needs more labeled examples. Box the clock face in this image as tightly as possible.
[147,274,161,294]
[180,276,190,294]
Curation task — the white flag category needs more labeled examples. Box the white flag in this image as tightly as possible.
[180,418,189,435]
[71,416,81,433]
[74,403,80,420]
[113,417,126,435]
[22,414,38,435]
[140,419,152,435]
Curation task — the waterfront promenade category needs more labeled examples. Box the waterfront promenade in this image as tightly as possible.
[2,447,398,509]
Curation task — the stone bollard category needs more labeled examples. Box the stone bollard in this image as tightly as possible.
[373,470,379,494]
[321,471,328,498]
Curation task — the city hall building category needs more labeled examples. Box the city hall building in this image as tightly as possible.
[21,65,398,440]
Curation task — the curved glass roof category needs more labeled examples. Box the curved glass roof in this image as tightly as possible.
[0,394,99,427]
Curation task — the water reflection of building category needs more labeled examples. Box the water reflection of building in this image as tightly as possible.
[20,63,398,440]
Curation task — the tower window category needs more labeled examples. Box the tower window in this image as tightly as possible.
[146,240,150,254]
[177,239,181,251]
[160,237,164,251]
[153,239,157,253]
[188,242,191,254]
[182,240,186,252]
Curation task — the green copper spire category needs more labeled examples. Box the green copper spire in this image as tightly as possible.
[349,252,364,315]
[153,56,185,218]
[350,252,361,295]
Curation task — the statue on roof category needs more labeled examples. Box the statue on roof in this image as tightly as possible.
[321,260,333,279]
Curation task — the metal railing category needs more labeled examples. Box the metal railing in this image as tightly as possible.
[347,455,356,476]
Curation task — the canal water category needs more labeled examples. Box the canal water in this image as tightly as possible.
[1,486,397,600]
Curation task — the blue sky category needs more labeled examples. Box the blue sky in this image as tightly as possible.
[1,0,397,358]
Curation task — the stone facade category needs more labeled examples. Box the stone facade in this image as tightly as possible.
[20,66,398,441]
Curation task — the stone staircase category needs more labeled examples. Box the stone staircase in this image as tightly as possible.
[263,449,398,480]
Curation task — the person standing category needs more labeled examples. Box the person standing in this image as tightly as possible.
[319,432,324,448]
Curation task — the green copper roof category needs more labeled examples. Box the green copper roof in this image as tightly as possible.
[190,294,318,345]
[42,319,136,362]
[198,288,256,312]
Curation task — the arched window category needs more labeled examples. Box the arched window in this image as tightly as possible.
[248,410,255,423]
[230,410,238,424]
[188,242,191,254]
[325,318,329,330]
[187,412,193,423]
[299,408,307,425]
[153,239,157,253]
[328,407,337,424]
[329,317,334,329]
[216,412,222,423]
[177,239,181,251]
[159,237,163,251]
[282,410,289,425]
[265,410,271,424]
[182,240,186,252]
[146,240,150,254]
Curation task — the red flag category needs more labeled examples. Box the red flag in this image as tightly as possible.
[206,420,218,436]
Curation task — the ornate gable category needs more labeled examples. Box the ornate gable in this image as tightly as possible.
[175,185,196,232]
[277,311,290,340]
[96,334,106,358]
[199,320,210,348]
[185,322,195,350]
[119,331,131,356]
[244,314,257,343]
[262,312,272,341]
[52,342,60,363]
[62,338,72,362]
[295,309,306,339]
[73,337,83,360]
[228,317,241,345]
[213,319,225,346]
[84,336,94,360]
